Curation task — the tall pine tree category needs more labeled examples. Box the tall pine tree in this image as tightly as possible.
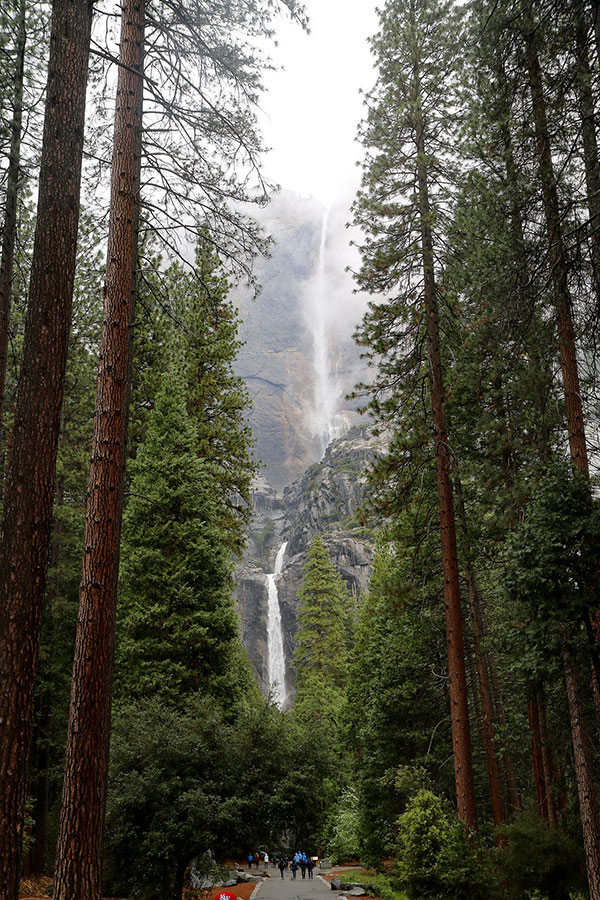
[115,367,239,710]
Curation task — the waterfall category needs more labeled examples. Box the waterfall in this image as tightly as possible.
[310,208,349,456]
[266,541,288,708]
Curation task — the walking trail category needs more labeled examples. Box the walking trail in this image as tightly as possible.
[251,868,336,900]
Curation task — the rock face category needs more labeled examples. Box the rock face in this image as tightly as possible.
[235,426,384,701]
[232,190,369,491]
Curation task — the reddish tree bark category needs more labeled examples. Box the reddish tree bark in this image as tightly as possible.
[53,2,144,897]
[575,12,600,303]
[454,471,505,827]
[561,636,600,900]
[413,63,477,828]
[525,28,589,479]
[525,27,600,898]
[0,0,25,442]
[0,2,94,897]
[528,695,548,821]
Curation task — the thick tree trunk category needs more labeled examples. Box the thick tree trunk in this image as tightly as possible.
[525,34,600,898]
[0,3,93,898]
[561,635,600,900]
[525,28,589,478]
[575,13,600,302]
[30,476,64,877]
[53,3,144,898]
[0,0,25,443]
[414,69,477,828]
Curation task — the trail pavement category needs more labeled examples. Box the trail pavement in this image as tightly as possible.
[250,868,337,900]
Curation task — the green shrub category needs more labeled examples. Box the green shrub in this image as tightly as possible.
[394,789,487,900]
[495,804,585,900]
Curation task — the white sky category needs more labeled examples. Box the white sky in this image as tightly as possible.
[259,1,379,207]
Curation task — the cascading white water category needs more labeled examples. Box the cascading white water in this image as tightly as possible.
[311,208,349,456]
[266,541,288,708]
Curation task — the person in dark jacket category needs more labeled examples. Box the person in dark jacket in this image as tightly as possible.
[278,859,286,879]
[307,857,315,879]
[290,859,299,880]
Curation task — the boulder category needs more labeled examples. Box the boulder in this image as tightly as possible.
[348,888,366,896]
[320,859,333,870]
[331,878,343,890]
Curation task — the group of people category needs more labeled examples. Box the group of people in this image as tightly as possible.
[247,852,267,868]
[277,851,315,880]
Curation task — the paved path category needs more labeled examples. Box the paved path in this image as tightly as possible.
[251,869,334,900]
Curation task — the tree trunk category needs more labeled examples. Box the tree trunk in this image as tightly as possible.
[172,859,187,900]
[528,695,548,820]
[30,474,64,877]
[414,66,477,829]
[561,634,600,900]
[575,11,600,303]
[525,36,600,895]
[0,0,26,445]
[525,26,589,478]
[454,471,505,827]
[0,2,94,897]
[590,0,600,69]
[53,3,144,897]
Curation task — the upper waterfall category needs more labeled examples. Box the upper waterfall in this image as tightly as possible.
[309,208,350,456]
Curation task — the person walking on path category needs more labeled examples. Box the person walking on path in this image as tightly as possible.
[300,858,306,879]
[247,853,253,869]
[307,858,314,879]
[291,859,298,880]
[278,858,286,879]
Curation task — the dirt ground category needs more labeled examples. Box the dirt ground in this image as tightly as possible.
[19,869,270,900]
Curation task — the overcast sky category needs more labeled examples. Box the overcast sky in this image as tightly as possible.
[259,1,379,208]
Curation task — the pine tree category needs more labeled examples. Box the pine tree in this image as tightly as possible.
[131,235,258,554]
[115,368,239,709]
[0,1,95,893]
[293,535,350,722]
[182,236,258,553]
[352,0,477,828]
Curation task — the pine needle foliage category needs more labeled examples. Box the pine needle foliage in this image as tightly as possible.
[116,368,239,710]
[293,535,351,722]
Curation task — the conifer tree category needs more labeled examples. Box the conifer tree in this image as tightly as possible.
[182,237,258,553]
[0,1,94,893]
[352,0,477,828]
[293,535,350,722]
[131,236,258,554]
[115,367,239,710]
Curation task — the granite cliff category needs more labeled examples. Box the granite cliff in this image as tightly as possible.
[235,427,383,702]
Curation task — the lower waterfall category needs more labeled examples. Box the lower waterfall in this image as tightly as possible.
[266,541,288,708]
